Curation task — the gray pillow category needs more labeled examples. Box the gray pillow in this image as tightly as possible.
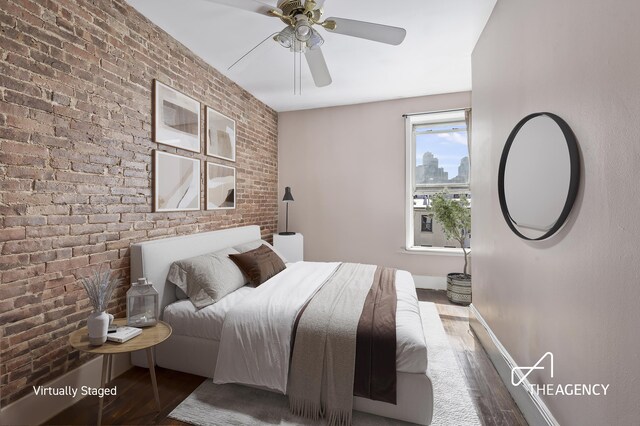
[166,247,246,309]
[234,239,288,264]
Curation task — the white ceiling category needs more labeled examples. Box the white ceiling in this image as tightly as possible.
[127,0,496,112]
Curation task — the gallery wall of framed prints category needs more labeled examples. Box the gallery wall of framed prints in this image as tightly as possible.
[152,80,237,212]
[206,107,236,162]
[154,150,201,212]
[206,162,236,210]
[153,80,201,153]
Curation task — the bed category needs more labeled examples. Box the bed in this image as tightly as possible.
[130,225,434,425]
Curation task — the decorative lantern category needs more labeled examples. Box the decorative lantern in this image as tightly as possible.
[127,278,158,327]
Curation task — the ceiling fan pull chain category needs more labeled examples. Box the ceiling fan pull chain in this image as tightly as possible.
[228,32,279,71]
[294,41,302,95]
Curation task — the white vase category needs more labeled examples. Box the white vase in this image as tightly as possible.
[87,311,110,346]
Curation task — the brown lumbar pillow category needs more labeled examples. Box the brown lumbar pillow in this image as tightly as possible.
[229,244,286,286]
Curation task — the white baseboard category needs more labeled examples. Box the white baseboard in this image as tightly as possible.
[0,353,131,426]
[468,304,559,426]
[413,275,447,290]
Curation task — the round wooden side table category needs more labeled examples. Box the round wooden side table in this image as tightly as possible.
[68,318,172,426]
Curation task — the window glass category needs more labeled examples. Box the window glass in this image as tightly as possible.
[406,110,471,250]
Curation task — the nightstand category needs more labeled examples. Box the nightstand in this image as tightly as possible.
[273,233,304,263]
[69,319,172,426]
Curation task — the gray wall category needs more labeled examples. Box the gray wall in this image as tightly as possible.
[278,92,470,277]
[471,1,640,424]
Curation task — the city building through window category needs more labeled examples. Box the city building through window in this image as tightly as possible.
[404,109,471,250]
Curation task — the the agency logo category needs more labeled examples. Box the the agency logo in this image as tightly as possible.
[511,351,554,386]
[511,352,610,397]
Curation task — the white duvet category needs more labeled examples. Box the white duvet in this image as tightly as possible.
[213,262,427,394]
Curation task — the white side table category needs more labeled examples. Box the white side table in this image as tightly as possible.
[273,233,304,263]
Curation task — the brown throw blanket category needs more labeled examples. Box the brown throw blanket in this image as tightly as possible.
[289,263,397,426]
[354,266,398,404]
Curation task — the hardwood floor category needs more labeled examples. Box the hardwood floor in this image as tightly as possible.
[46,290,526,426]
[416,289,527,426]
[46,367,202,426]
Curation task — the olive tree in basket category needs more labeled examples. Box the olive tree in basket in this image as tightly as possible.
[431,192,472,305]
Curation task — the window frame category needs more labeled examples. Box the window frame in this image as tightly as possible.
[404,109,470,254]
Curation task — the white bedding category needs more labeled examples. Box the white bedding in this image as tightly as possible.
[163,286,254,341]
[213,262,427,394]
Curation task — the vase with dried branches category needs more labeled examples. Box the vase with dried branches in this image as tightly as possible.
[81,268,121,345]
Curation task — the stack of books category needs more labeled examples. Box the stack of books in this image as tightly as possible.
[107,326,142,343]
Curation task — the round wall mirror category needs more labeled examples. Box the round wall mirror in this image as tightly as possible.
[498,112,580,240]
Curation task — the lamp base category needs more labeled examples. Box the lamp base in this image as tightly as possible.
[278,232,296,236]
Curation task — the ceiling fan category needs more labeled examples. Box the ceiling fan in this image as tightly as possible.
[206,0,407,89]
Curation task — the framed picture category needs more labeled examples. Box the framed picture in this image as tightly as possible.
[206,162,235,210]
[154,150,201,212]
[153,80,201,153]
[206,107,236,161]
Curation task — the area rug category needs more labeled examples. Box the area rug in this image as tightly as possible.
[168,302,481,425]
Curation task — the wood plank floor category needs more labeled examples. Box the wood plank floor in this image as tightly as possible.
[47,289,526,426]
[417,290,527,426]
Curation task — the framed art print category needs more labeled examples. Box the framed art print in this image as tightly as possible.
[206,107,236,161]
[153,80,201,153]
[154,150,201,212]
[206,162,235,210]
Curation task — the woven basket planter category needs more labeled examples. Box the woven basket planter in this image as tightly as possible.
[446,273,472,306]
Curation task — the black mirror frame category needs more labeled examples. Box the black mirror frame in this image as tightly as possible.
[498,112,581,241]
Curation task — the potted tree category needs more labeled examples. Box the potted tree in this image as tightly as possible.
[431,192,472,305]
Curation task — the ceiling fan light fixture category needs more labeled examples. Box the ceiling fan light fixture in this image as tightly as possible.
[294,15,312,42]
[306,28,324,50]
[274,26,294,48]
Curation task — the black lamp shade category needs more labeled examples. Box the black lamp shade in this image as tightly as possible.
[283,187,294,202]
[280,187,295,235]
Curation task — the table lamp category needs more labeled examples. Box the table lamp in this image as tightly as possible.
[279,186,295,235]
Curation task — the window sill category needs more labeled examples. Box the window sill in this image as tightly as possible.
[401,247,465,257]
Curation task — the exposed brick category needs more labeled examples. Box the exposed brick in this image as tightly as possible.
[1,141,49,157]
[70,204,106,215]
[88,214,120,224]
[33,181,76,193]
[51,235,90,248]
[0,0,277,407]
[4,90,54,113]
[2,239,52,255]
[105,204,135,214]
[52,194,89,204]
[0,227,26,242]
[30,248,72,264]
[121,195,145,204]
[45,256,89,273]
[1,264,46,284]
[89,250,119,264]
[25,225,69,238]
[0,254,30,271]
[106,222,130,232]
[69,224,105,235]
[47,215,87,225]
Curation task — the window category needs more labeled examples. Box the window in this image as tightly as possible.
[421,215,433,233]
[405,109,471,251]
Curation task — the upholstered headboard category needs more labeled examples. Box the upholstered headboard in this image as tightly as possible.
[129,225,261,317]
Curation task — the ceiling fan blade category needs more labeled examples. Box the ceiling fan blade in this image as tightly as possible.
[324,17,406,45]
[304,48,332,87]
[202,0,273,16]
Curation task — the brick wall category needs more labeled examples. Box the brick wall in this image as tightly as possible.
[0,0,278,406]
